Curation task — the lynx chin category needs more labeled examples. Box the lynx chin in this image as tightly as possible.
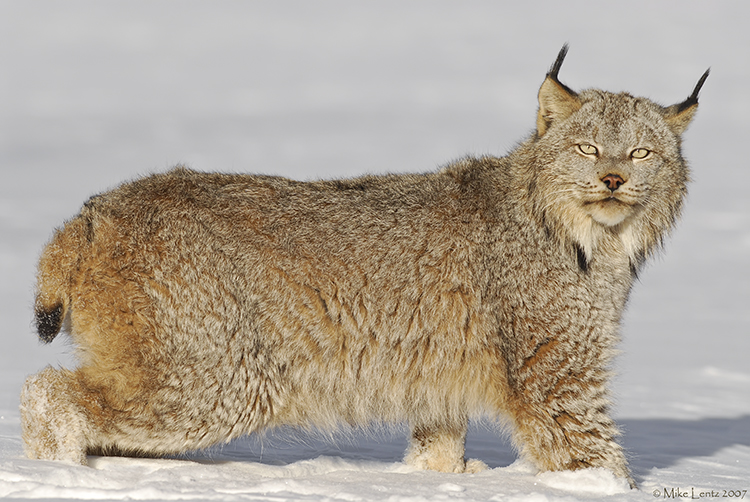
[21,46,707,488]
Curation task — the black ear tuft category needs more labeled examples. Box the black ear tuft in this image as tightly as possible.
[547,44,577,96]
[664,68,709,135]
[675,68,710,113]
[548,45,569,81]
[537,45,581,137]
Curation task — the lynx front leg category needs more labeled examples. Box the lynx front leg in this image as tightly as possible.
[20,366,92,464]
[404,421,487,473]
[507,370,635,487]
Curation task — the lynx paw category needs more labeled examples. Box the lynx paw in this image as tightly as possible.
[20,368,88,465]
[405,452,466,473]
[465,458,488,473]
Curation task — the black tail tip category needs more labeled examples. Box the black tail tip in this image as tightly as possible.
[35,304,64,343]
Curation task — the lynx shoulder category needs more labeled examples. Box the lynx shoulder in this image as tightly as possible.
[21,46,707,486]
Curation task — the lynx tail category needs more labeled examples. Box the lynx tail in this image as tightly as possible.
[33,213,91,343]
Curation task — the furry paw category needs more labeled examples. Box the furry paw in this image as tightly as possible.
[464,458,488,473]
[20,368,88,465]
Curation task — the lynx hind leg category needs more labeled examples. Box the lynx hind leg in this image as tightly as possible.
[20,367,91,464]
[405,422,488,474]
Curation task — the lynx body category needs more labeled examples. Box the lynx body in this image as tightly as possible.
[21,47,706,486]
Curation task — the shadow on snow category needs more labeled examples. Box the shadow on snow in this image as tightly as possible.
[177,415,750,475]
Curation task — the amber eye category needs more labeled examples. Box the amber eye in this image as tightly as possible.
[631,148,651,160]
[578,143,598,156]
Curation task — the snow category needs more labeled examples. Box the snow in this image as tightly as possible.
[1,0,749,500]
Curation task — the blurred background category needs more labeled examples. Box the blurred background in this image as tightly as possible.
[1,1,748,423]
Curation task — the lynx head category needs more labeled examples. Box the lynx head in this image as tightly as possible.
[529,45,708,267]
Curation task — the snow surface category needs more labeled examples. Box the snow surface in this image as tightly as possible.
[1,1,748,500]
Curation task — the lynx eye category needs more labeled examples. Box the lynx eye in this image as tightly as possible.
[630,148,651,160]
[577,143,598,156]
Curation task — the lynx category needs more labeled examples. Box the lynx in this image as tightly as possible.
[21,46,707,486]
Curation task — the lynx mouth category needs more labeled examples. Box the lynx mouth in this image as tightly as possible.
[585,198,635,227]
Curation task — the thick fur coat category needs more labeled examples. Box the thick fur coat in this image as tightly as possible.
[21,47,707,486]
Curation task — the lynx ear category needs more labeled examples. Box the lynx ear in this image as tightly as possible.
[664,69,709,135]
[536,45,582,137]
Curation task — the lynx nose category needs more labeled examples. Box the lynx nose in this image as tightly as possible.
[601,173,625,191]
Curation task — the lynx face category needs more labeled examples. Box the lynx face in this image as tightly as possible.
[533,78,700,262]
[562,93,683,226]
